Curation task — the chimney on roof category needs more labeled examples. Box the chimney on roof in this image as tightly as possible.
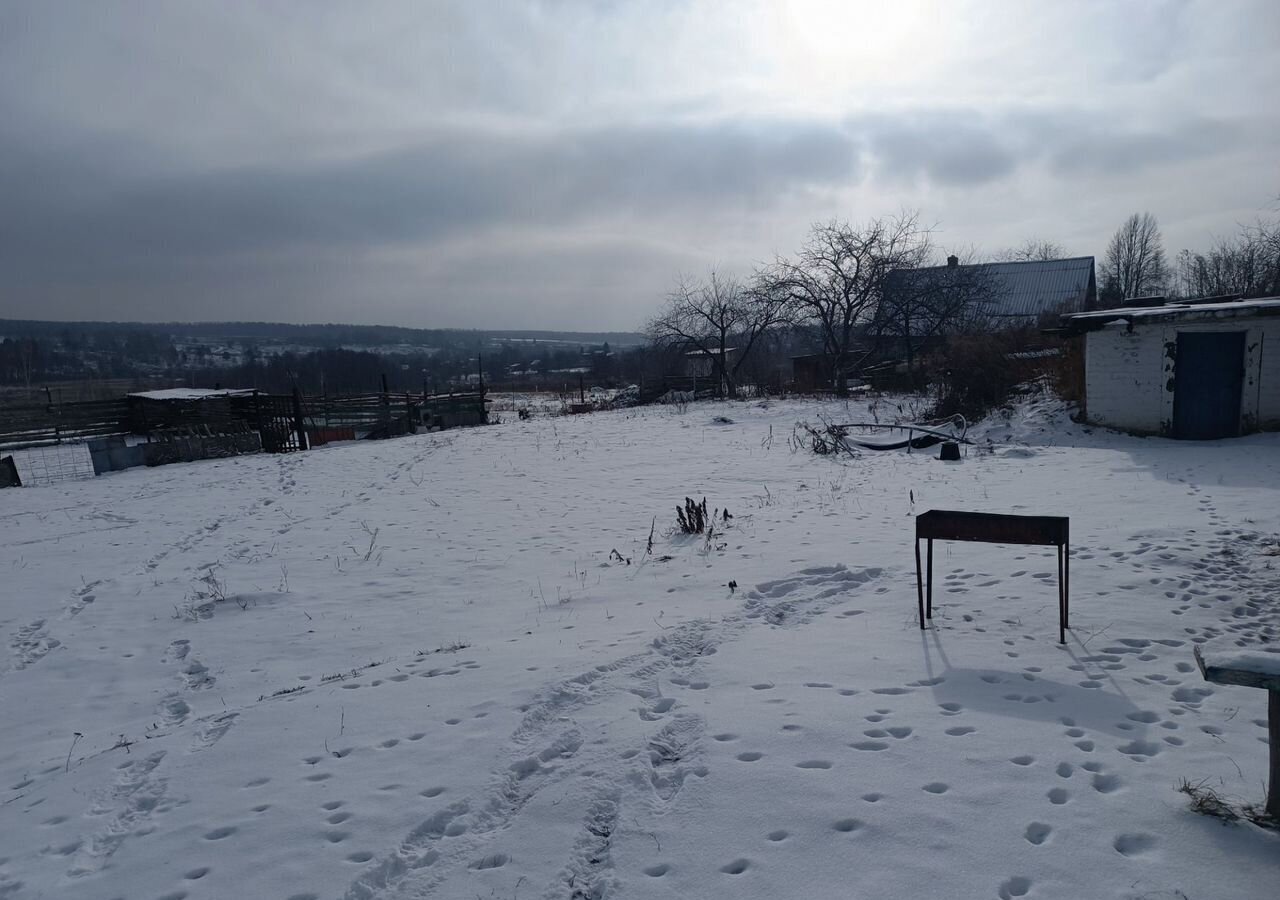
[946,254,958,267]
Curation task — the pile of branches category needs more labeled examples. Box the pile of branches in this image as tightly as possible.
[790,419,860,457]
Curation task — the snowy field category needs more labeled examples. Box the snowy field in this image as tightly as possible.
[1,394,1277,900]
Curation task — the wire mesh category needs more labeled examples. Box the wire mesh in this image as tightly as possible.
[8,443,95,486]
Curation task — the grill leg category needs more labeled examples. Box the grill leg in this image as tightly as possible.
[1057,545,1065,644]
[926,539,933,620]
[915,538,925,630]
[1268,690,1280,820]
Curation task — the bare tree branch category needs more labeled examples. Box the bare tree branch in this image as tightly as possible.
[758,211,931,394]
[647,271,787,397]
[871,248,1004,376]
[1103,212,1167,301]
[993,238,1065,262]
[1173,218,1280,300]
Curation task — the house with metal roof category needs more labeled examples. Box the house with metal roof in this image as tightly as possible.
[883,256,1098,331]
[1060,296,1280,439]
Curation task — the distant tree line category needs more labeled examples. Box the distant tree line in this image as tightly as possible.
[1099,208,1280,303]
[647,197,1280,397]
[0,323,651,393]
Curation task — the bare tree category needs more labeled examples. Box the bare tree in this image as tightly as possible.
[1102,212,1167,300]
[647,272,787,398]
[872,250,1004,378]
[762,212,931,395]
[993,238,1065,262]
[1174,219,1280,300]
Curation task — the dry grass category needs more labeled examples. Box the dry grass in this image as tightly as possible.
[1177,777,1279,830]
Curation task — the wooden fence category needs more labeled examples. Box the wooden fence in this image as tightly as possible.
[0,397,131,449]
[0,389,488,454]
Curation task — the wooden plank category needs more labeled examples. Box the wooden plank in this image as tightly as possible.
[1194,646,1280,691]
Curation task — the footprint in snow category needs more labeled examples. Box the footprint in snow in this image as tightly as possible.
[1113,833,1157,857]
[998,876,1032,898]
[1024,823,1052,845]
[1117,740,1161,759]
[1092,773,1123,794]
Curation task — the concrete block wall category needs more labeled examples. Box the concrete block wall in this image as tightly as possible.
[1257,324,1279,428]
[1085,322,1167,434]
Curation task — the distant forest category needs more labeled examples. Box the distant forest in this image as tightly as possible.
[0,319,652,398]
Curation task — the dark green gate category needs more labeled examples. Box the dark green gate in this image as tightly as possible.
[1173,332,1245,440]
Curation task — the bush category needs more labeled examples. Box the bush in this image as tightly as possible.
[928,329,1052,419]
[1049,335,1085,406]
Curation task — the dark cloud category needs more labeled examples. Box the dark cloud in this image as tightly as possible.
[1,119,860,275]
[1035,116,1246,178]
[854,112,1020,186]
[847,108,1255,189]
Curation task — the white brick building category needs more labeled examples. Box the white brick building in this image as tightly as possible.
[1063,298,1280,439]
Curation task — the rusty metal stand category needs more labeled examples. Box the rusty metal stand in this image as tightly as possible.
[915,510,1071,644]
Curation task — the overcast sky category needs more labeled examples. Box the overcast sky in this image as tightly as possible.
[2,1,1277,331]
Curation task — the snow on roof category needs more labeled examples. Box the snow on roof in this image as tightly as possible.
[1066,296,1280,325]
[127,388,256,401]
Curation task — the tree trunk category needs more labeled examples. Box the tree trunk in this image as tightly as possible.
[834,324,852,397]
[718,335,734,399]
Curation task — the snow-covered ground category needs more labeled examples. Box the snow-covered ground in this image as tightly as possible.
[1,393,1277,900]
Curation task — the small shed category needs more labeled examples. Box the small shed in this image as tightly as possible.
[790,350,869,392]
[684,347,736,378]
[126,388,257,434]
[1062,297,1280,439]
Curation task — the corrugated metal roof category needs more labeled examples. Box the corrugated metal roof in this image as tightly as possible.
[886,256,1096,320]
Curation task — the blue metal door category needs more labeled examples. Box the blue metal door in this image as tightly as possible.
[1172,332,1245,439]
